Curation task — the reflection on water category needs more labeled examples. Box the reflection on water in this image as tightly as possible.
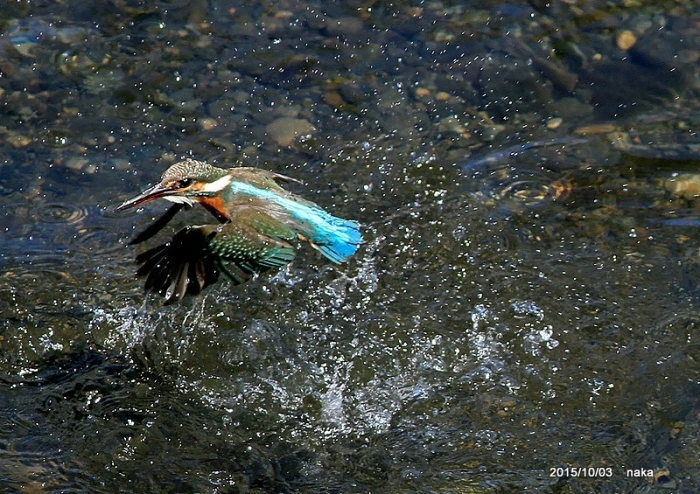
[3,0,700,492]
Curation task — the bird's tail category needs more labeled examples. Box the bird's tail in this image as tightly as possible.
[262,192,363,264]
[310,214,362,264]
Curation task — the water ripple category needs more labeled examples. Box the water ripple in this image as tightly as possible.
[33,202,86,224]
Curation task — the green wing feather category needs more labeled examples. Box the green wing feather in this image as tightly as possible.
[207,220,296,284]
[135,220,296,304]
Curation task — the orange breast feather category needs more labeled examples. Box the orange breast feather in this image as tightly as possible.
[199,195,228,219]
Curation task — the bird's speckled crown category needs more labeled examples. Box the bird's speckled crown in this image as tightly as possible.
[161,159,227,184]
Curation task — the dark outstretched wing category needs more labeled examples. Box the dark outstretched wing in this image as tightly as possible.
[134,222,296,304]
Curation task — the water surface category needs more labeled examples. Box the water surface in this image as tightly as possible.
[2,0,700,492]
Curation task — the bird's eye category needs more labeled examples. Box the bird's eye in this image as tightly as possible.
[178,178,193,188]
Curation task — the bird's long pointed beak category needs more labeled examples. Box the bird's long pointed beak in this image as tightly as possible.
[116,184,171,211]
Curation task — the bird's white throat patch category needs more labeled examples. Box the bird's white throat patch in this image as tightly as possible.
[164,195,195,206]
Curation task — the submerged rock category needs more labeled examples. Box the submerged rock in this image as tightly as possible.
[265,117,316,146]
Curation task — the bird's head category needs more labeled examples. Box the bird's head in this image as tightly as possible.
[116,159,232,211]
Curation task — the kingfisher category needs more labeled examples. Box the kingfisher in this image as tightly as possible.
[116,159,362,304]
